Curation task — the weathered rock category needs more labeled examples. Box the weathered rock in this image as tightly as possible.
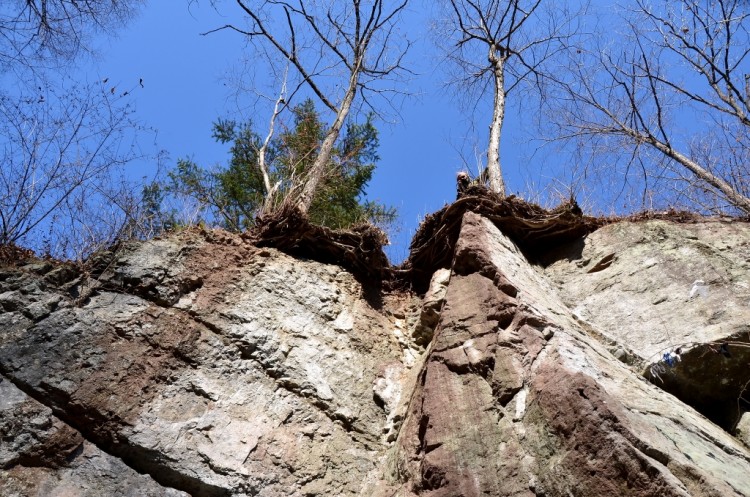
[367,213,750,497]
[544,219,750,361]
[1,217,750,496]
[0,230,423,496]
[0,377,188,496]
[411,268,451,346]
[737,412,750,448]
[545,220,750,431]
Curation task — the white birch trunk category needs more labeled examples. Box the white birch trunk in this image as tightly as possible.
[259,82,286,196]
[487,53,507,196]
[647,137,750,214]
[296,69,359,214]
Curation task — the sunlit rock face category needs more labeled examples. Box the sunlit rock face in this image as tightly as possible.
[0,379,189,497]
[0,229,423,496]
[1,217,749,496]
[545,220,750,432]
[368,213,750,497]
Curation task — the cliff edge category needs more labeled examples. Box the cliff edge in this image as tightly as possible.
[1,211,749,496]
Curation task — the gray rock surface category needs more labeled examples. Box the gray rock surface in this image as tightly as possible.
[0,230,424,496]
[0,377,188,496]
[737,413,750,448]
[544,219,750,362]
[545,220,750,431]
[1,219,749,496]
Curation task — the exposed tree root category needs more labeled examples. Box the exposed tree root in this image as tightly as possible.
[0,244,38,267]
[246,204,393,289]
[246,188,746,293]
[403,186,600,292]
[9,188,748,294]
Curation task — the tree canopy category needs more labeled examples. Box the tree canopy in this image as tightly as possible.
[210,0,410,215]
[163,99,396,231]
[0,0,143,70]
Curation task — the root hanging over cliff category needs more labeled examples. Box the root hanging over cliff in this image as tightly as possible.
[246,204,392,288]
[232,187,740,294]
[404,186,601,292]
[0,244,37,267]
[245,189,601,293]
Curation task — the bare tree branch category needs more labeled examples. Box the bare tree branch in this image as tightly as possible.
[0,0,143,70]
[0,1,150,258]
[437,0,586,196]
[208,0,411,215]
[259,65,289,205]
[0,81,146,256]
[551,0,750,214]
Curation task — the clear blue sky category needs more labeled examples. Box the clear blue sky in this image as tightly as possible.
[85,1,560,262]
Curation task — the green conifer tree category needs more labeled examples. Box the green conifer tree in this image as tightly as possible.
[161,99,395,231]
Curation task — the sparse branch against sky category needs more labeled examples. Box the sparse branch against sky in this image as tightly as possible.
[12,0,750,260]
[436,0,586,196]
[549,0,750,214]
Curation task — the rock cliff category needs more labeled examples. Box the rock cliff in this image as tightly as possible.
[1,212,749,496]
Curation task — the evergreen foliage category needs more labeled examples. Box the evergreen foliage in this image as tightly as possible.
[162,99,396,231]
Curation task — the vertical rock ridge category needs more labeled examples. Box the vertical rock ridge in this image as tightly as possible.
[370,212,750,497]
[2,220,750,495]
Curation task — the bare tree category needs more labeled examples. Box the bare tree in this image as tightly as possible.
[553,0,750,214]
[437,0,584,196]
[0,82,143,256]
[0,1,148,258]
[0,0,143,70]
[206,0,410,215]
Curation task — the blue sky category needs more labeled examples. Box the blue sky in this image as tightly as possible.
[84,2,564,262]
[6,1,744,260]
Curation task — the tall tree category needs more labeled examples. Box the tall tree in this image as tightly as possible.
[553,0,750,213]
[0,1,146,258]
[166,99,396,231]
[438,0,583,196]
[207,0,410,215]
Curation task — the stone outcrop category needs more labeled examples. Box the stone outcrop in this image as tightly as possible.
[1,378,188,496]
[1,215,749,496]
[545,219,750,431]
[0,229,422,496]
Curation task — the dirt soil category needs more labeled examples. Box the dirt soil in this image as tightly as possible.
[245,189,602,292]
[0,244,37,267]
[403,187,601,292]
[246,204,393,289]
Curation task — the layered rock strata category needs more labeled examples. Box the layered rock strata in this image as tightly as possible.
[545,220,750,431]
[1,216,749,496]
[0,230,422,496]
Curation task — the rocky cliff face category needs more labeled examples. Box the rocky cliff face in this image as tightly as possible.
[1,214,749,496]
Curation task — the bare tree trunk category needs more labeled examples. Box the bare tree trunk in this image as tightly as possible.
[218,0,409,219]
[259,70,289,207]
[259,80,286,196]
[296,72,358,214]
[487,52,507,196]
[647,137,750,214]
[440,0,570,198]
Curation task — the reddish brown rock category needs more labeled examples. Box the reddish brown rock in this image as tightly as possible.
[2,216,750,496]
[369,212,750,497]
